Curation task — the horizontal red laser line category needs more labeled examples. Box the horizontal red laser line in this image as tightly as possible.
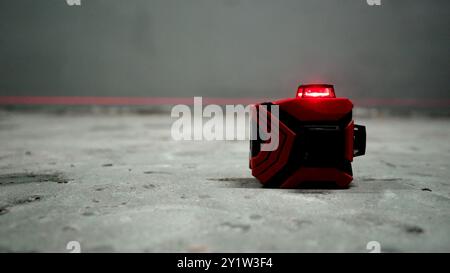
[0,96,449,107]
[0,96,259,106]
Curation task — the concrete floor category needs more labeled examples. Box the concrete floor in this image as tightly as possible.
[0,112,449,252]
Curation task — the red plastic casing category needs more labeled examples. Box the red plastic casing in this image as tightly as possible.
[249,94,356,188]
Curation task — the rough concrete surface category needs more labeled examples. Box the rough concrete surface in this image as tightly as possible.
[0,112,449,252]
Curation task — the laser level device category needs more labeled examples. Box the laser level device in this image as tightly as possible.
[249,84,366,188]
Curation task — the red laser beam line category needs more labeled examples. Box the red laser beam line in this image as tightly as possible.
[0,96,449,107]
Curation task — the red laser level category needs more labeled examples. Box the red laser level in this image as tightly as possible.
[249,84,366,188]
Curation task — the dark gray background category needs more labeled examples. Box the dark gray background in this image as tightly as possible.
[0,0,449,99]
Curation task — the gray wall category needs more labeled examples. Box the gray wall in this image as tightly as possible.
[0,0,449,99]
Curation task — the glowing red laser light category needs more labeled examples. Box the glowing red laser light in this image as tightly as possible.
[297,85,336,98]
